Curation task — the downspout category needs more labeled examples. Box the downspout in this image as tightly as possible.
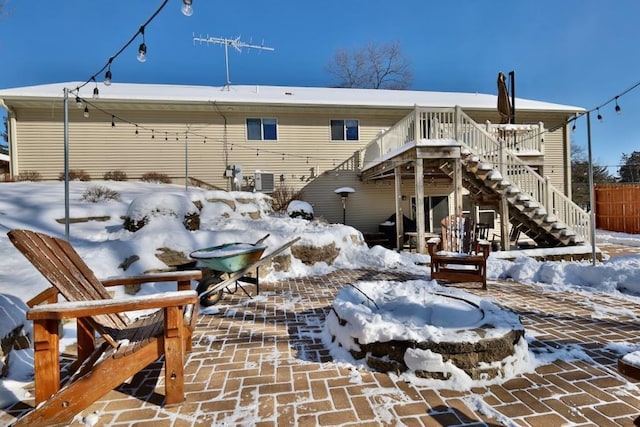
[0,99,17,178]
[211,101,230,190]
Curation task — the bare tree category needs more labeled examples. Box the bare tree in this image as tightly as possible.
[325,41,413,90]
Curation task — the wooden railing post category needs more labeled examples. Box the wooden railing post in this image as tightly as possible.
[455,105,462,142]
[544,176,553,214]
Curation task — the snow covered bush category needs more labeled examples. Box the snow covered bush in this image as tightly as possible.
[124,193,200,232]
[286,200,314,220]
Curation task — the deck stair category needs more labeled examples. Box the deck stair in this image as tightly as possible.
[360,106,591,248]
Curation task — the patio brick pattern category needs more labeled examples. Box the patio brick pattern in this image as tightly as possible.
[2,267,640,426]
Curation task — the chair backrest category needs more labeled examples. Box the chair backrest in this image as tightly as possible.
[440,215,476,254]
[8,229,129,332]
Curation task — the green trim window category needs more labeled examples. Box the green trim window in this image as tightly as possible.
[330,119,359,141]
[247,118,277,141]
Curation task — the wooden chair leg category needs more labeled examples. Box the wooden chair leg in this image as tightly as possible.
[32,319,60,404]
[163,306,185,406]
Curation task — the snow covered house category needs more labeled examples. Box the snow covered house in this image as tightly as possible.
[0,82,586,250]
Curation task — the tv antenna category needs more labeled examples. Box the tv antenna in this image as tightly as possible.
[193,34,274,89]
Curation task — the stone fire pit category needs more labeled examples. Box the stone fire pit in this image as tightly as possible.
[325,280,526,381]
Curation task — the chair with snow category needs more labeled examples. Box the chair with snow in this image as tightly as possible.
[7,229,202,426]
[426,214,491,289]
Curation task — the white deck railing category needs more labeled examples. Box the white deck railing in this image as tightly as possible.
[360,106,590,244]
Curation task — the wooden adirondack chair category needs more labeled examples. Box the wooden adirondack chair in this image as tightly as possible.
[7,229,202,426]
[426,215,490,289]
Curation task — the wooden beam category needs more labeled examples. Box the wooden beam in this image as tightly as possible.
[415,158,426,253]
[394,166,404,250]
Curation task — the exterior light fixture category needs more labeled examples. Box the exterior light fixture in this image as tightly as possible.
[182,0,193,16]
[137,26,147,63]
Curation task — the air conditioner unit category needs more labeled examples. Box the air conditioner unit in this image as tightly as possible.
[254,170,275,193]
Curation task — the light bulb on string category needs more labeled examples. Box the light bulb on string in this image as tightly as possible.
[83,106,89,118]
[137,26,147,63]
[111,116,115,128]
[104,58,113,86]
[151,130,155,139]
[615,97,621,115]
[135,125,139,135]
[91,77,99,99]
[597,108,603,122]
[75,96,83,109]
[165,132,168,141]
[181,0,193,16]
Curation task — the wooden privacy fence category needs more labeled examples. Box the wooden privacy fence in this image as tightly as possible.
[595,183,640,234]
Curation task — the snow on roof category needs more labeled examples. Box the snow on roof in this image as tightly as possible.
[0,82,585,113]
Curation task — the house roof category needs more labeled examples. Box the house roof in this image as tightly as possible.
[0,82,585,113]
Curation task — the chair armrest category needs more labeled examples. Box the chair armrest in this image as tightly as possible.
[26,290,198,321]
[426,237,440,256]
[27,287,59,307]
[101,270,202,287]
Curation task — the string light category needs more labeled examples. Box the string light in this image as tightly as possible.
[111,115,115,128]
[135,125,139,135]
[165,132,168,141]
[137,26,147,63]
[597,108,603,122]
[92,77,99,99]
[181,0,193,17]
[104,59,113,86]
[83,106,90,118]
[615,96,621,114]
[151,130,155,139]
[75,96,83,108]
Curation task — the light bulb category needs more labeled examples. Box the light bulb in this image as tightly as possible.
[104,69,112,86]
[93,86,99,99]
[137,43,147,63]
[75,96,83,108]
[83,107,89,118]
[181,0,193,16]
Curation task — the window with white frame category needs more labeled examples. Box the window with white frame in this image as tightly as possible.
[330,119,359,141]
[246,118,277,141]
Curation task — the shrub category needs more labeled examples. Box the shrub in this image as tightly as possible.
[270,184,304,212]
[82,185,121,202]
[103,170,128,181]
[59,169,91,181]
[141,172,172,184]
[287,200,314,220]
[17,170,42,181]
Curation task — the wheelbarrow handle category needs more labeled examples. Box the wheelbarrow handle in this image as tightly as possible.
[254,234,270,246]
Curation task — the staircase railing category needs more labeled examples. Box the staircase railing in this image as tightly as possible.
[359,106,591,244]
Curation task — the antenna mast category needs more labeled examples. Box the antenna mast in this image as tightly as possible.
[193,34,274,89]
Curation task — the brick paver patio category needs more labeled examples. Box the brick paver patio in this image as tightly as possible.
[2,267,640,426]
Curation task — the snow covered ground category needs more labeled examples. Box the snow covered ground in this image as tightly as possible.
[0,180,639,418]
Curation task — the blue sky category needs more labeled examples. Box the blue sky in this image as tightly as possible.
[0,0,639,175]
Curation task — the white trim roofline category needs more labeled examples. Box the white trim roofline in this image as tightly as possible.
[0,82,586,113]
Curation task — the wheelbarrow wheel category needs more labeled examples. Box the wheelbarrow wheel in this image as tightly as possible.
[196,275,225,307]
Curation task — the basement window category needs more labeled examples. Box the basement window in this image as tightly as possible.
[247,118,277,141]
[330,119,359,141]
